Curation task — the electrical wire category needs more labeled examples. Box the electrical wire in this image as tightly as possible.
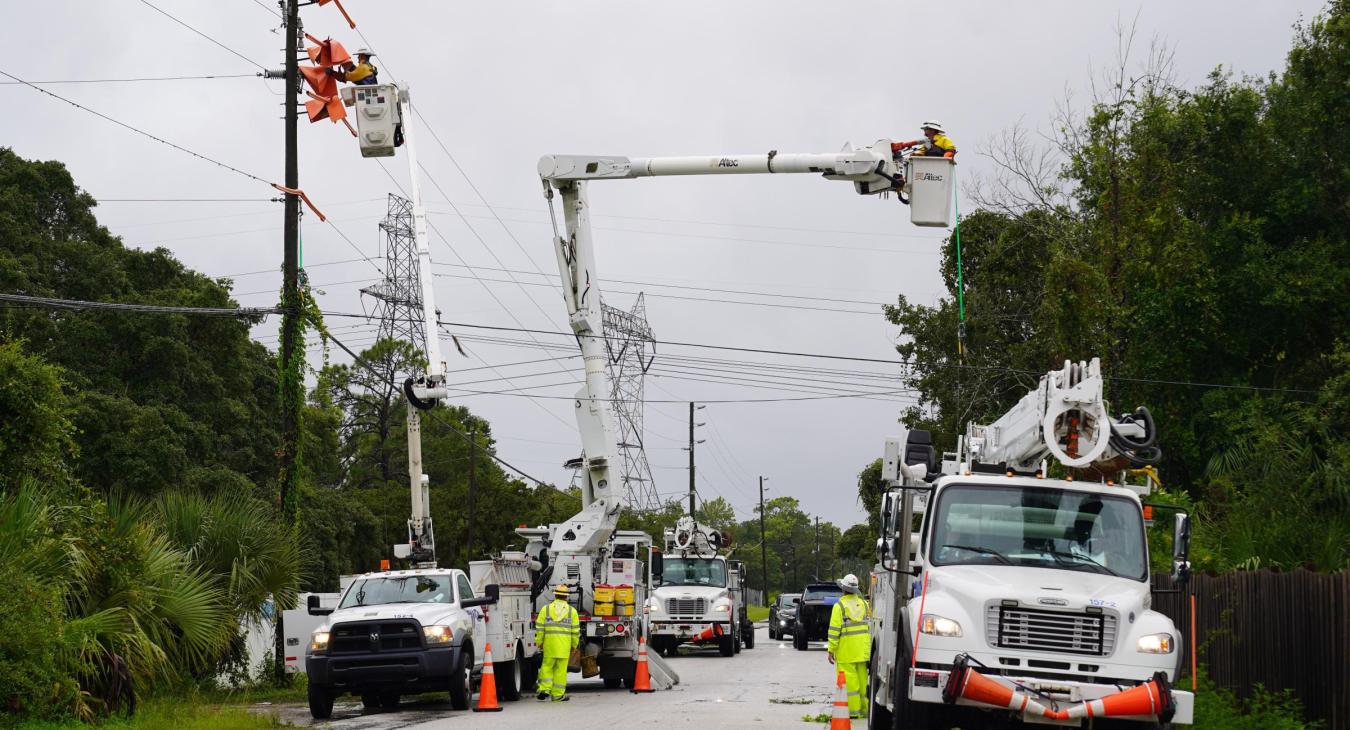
[136,0,268,70]
[0,74,258,84]
[0,292,278,318]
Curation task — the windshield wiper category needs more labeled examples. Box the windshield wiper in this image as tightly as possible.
[941,544,1012,564]
[1048,550,1122,577]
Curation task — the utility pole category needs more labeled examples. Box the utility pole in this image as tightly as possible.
[688,402,695,516]
[467,425,477,561]
[814,516,820,580]
[759,476,768,600]
[274,0,302,686]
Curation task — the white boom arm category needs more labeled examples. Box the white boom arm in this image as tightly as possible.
[395,85,448,567]
[960,358,1160,474]
[538,140,905,556]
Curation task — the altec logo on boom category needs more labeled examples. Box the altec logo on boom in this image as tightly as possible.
[717,158,739,167]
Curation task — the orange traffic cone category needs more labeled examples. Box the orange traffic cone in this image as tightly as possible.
[630,636,655,694]
[1056,672,1174,721]
[829,670,851,729]
[692,623,724,642]
[473,642,503,712]
[942,655,1058,720]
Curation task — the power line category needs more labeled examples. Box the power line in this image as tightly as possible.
[0,292,278,318]
[136,0,267,70]
[2,69,271,186]
[0,74,258,84]
[97,197,276,203]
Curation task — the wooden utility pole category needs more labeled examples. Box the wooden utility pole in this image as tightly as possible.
[814,516,820,580]
[273,0,302,685]
[759,476,768,598]
[467,425,477,560]
[688,402,696,517]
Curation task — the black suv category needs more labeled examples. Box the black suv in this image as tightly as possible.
[768,593,800,640]
[792,583,843,650]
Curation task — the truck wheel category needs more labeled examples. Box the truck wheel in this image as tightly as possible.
[498,645,522,701]
[744,627,755,649]
[866,653,891,730]
[734,633,743,653]
[892,642,931,728]
[308,682,335,720]
[718,634,735,657]
[448,647,472,710]
[521,652,540,694]
[603,676,622,689]
[769,627,778,640]
[794,631,808,651]
[380,692,400,710]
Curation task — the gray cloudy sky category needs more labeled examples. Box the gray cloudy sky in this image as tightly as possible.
[2,1,1325,530]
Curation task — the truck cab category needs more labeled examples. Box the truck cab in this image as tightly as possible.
[303,568,502,719]
[647,517,743,657]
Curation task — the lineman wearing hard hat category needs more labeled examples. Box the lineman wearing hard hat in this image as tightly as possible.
[827,574,872,719]
[535,584,580,701]
[892,120,957,159]
[329,48,379,86]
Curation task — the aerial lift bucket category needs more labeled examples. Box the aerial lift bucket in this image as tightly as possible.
[906,156,955,227]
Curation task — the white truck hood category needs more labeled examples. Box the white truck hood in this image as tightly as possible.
[322,602,475,633]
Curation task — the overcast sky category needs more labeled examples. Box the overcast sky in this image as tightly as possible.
[2,1,1326,531]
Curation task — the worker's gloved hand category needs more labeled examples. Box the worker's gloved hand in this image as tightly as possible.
[827,652,836,665]
[944,151,955,159]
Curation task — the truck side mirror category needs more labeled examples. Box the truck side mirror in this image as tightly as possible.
[652,552,664,579]
[462,584,500,608]
[793,597,802,606]
[1171,513,1192,584]
[307,594,333,616]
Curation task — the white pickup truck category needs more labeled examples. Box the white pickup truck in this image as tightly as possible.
[303,562,537,719]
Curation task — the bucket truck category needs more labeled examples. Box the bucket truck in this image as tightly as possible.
[646,517,753,657]
[530,139,950,686]
[867,358,1195,728]
[305,84,546,719]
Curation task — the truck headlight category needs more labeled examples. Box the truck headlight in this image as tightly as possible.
[646,597,663,613]
[919,613,962,637]
[712,600,732,613]
[309,631,330,652]
[1136,633,1174,654]
[423,625,453,645]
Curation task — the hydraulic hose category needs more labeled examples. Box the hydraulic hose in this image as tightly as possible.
[1109,406,1162,466]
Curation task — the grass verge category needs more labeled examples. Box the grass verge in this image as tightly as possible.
[9,698,285,730]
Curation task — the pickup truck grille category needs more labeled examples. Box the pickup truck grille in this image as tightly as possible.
[330,620,423,654]
[986,605,1117,656]
[666,598,707,616]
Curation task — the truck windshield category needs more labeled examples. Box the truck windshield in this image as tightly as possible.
[659,558,727,587]
[803,586,842,602]
[339,575,456,608]
[929,485,1147,582]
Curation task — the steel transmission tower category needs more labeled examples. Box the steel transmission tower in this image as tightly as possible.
[360,194,431,372]
[601,293,660,510]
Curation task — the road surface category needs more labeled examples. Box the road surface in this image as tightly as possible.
[265,626,843,728]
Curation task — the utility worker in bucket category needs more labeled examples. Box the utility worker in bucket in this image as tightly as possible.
[892,120,957,159]
[827,574,871,719]
[329,48,378,86]
[535,584,580,702]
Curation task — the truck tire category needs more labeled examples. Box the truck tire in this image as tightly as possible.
[866,651,891,730]
[498,645,522,701]
[769,626,779,640]
[520,652,540,695]
[718,634,736,657]
[891,637,932,728]
[448,646,472,710]
[603,676,622,689]
[308,682,335,720]
[794,631,808,651]
[379,692,400,710]
[361,693,380,710]
[743,626,755,649]
[734,633,742,653]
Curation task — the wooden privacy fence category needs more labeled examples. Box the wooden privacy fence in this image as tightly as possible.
[1150,569,1349,728]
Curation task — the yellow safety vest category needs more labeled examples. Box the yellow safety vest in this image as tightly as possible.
[535,599,579,658]
[921,133,957,157]
[827,594,871,663]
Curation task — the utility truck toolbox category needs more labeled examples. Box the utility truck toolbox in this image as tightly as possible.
[906,156,954,227]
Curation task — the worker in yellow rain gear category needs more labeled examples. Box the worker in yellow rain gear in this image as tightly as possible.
[891,119,957,159]
[535,584,580,702]
[328,48,378,86]
[827,574,871,719]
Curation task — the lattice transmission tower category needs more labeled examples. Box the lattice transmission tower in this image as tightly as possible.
[359,194,431,373]
[602,293,660,511]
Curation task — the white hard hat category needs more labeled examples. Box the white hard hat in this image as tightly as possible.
[353,48,375,57]
[920,119,945,133]
[838,574,861,593]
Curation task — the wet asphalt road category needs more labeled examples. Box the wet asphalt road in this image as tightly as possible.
[260,626,842,728]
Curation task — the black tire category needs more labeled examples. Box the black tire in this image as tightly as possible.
[734,633,742,653]
[520,652,540,695]
[718,634,735,657]
[794,631,808,651]
[892,637,932,728]
[499,645,522,701]
[448,646,472,711]
[867,650,892,730]
[308,682,335,720]
[603,676,622,689]
[743,627,755,649]
[361,693,381,710]
[380,692,400,710]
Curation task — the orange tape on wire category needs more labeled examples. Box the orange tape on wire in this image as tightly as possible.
[271,184,327,222]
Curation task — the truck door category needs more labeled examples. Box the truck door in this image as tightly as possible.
[457,573,487,669]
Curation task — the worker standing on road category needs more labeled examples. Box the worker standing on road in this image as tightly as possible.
[827,574,872,719]
[891,120,957,159]
[328,48,379,86]
[535,584,580,702]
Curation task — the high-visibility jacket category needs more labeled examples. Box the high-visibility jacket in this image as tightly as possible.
[535,599,580,658]
[891,133,957,159]
[827,593,871,663]
[346,62,378,85]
